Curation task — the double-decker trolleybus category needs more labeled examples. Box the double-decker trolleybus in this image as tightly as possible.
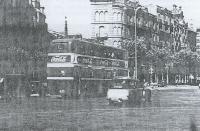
[47,38,129,98]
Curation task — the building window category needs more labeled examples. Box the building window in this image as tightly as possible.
[113,41,118,46]
[157,36,159,42]
[158,14,161,19]
[37,12,40,22]
[99,26,105,37]
[163,15,166,21]
[118,27,121,35]
[117,12,121,21]
[149,21,153,27]
[113,26,117,35]
[197,38,200,43]
[11,0,16,6]
[95,11,99,21]
[113,12,117,21]
[118,41,122,47]
[127,29,130,37]
[99,11,104,21]
[104,11,108,21]
[130,17,134,23]
[121,27,123,36]
[153,35,156,41]
[29,0,32,5]
[139,18,143,27]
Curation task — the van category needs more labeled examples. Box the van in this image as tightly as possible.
[107,77,151,105]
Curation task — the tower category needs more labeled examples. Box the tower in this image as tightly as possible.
[90,0,129,48]
[65,17,68,38]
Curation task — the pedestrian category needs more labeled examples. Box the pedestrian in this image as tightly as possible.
[144,82,148,88]
[190,118,198,131]
[198,83,200,89]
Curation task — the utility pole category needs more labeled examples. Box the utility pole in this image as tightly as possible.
[134,6,146,80]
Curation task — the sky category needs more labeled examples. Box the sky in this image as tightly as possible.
[41,0,200,38]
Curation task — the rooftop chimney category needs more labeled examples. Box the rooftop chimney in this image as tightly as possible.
[65,17,68,38]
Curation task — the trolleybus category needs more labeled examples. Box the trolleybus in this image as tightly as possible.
[47,38,129,98]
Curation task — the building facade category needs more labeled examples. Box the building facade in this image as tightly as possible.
[196,28,200,53]
[90,0,192,50]
[0,0,50,87]
[90,0,197,84]
[91,0,129,47]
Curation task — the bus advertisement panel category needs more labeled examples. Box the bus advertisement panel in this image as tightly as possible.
[48,55,71,63]
[77,55,128,68]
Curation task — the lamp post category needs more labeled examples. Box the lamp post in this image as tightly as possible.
[165,65,169,84]
[134,6,146,80]
[124,3,152,80]
[149,64,153,84]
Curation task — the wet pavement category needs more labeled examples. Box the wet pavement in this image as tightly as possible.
[0,85,200,130]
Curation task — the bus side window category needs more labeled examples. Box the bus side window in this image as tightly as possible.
[65,42,70,52]
[57,44,64,53]
[89,45,94,56]
[95,46,99,57]
[71,42,77,53]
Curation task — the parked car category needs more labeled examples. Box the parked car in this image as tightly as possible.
[107,77,151,105]
[158,80,167,87]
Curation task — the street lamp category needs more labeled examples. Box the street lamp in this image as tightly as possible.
[149,65,153,84]
[134,6,147,80]
[124,3,152,80]
[165,64,169,84]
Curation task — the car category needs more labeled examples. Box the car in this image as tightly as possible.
[107,88,129,104]
[107,77,151,105]
[158,80,166,87]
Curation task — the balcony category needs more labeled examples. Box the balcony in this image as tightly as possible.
[32,1,40,9]
[112,1,125,8]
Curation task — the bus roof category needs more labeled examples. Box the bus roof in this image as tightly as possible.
[113,77,138,81]
[52,38,127,52]
[6,74,25,76]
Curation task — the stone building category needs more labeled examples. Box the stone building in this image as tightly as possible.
[187,28,197,52]
[196,28,200,53]
[90,0,128,47]
[0,0,50,90]
[90,0,197,84]
[90,0,193,50]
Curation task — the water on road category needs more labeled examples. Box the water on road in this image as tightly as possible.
[0,85,200,131]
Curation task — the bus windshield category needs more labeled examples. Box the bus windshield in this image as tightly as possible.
[48,42,71,53]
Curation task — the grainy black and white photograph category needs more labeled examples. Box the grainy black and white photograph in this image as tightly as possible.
[0,0,200,130]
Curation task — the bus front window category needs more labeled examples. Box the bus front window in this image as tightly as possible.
[48,42,71,53]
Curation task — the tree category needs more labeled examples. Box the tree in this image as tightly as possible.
[122,37,200,84]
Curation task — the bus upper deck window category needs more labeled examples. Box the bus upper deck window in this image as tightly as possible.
[57,44,64,50]
[71,42,77,53]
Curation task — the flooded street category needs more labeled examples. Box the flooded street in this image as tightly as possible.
[0,85,200,130]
